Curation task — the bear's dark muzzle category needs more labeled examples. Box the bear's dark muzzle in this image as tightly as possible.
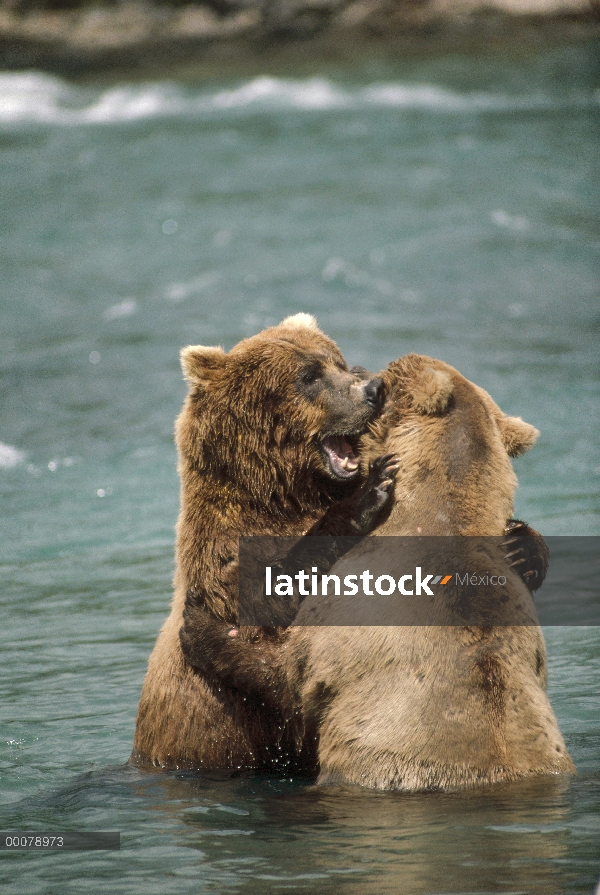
[364,377,385,411]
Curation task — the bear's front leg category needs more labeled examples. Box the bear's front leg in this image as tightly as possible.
[180,591,298,715]
[264,452,399,621]
[310,453,400,538]
[180,454,399,700]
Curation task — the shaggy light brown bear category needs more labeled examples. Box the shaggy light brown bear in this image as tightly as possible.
[131,313,393,770]
[182,354,574,789]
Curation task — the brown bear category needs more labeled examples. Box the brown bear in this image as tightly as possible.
[181,354,574,789]
[130,313,395,770]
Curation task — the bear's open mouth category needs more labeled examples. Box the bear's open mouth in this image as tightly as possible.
[321,435,360,480]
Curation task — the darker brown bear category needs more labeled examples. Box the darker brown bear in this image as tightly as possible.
[131,313,390,771]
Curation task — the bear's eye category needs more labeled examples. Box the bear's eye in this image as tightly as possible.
[301,366,321,386]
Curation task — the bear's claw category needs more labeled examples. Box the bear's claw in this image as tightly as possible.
[504,547,524,560]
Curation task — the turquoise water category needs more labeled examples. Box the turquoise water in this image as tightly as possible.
[1,39,599,893]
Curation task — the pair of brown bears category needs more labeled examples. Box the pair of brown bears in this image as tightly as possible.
[131,313,574,790]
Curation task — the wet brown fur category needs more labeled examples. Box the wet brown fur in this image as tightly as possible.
[290,355,574,788]
[131,314,377,770]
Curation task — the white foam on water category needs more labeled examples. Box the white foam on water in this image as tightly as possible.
[0,71,591,128]
[0,71,72,124]
[103,299,138,321]
[321,257,394,296]
[208,75,350,111]
[491,209,531,231]
[81,83,188,123]
[0,442,26,468]
[166,272,221,303]
[362,83,477,110]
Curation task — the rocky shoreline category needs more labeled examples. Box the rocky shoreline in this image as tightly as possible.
[0,0,597,75]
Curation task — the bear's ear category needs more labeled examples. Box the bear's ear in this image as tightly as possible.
[180,345,226,387]
[281,312,318,330]
[408,366,454,414]
[497,414,539,457]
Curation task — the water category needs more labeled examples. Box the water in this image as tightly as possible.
[1,38,599,893]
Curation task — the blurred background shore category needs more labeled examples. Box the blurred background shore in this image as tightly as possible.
[0,0,598,76]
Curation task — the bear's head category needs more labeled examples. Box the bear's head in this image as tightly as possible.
[363,353,539,536]
[177,314,384,513]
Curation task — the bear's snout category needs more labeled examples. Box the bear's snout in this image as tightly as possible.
[364,377,385,410]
